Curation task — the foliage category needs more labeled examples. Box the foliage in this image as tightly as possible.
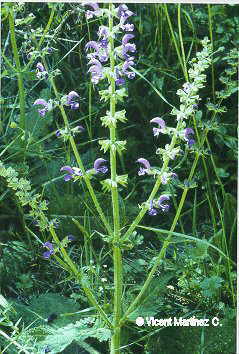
[0,2,237,353]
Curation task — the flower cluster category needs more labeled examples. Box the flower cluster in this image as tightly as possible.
[66,91,80,110]
[85,3,136,85]
[42,235,75,259]
[83,2,102,20]
[33,91,80,117]
[150,117,166,137]
[148,195,171,216]
[183,128,195,147]
[56,125,84,138]
[42,241,54,259]
[36,62,48,79]
[135,38,212,217]
[60,158,108,182]
[60,166,83,181]
[33,98,51,117]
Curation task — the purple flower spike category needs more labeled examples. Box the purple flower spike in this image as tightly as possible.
[150,117,166,137]
[94,158,108,174]
[136,158,151,176]
[42,241,54,259]
[158,195,170,212]
[33,98,49,117]
[148,200,158,216]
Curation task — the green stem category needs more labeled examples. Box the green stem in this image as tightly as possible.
[108,5,122,353]
[25,7,55,71]
[164,4,186,80]
[9,9,25,131]
[207,5,215,101]
[178,4,188,81]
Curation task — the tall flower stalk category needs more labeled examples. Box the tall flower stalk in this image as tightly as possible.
[29,3,214,352]
[108,7,122,354]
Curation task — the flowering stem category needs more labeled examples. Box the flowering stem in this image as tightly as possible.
[120,151,199,324]
[43,68,112,236]
[108,5,123,353]
[122,126,181,241]
[9,8,26,132]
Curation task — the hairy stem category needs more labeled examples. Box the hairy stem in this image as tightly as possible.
[108,5,123,353]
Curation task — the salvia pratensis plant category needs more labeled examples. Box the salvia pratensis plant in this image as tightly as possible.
[2,3,235,353]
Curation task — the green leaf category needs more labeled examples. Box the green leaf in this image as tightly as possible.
[200,276,223,297]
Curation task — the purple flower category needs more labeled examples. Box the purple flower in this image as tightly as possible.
[116,77,125,86]
[86,40,108,63]
[122,43,136,57]
[121,59,135,79]
[36,62,48,79]
[67,234,75,241]
[183,82,193,94]
[116,4,134,21]
[184,128,195,147]
[36,62,45,72]
[98,26,110,40]
[158,195,170,212]
[42,241,54,259]
[33,98,49,117]
[60,165,83,181]
[117,4,135,32]
[94,158,108,174]
[122,34,134,45]
[121,23,134,32]
[56,130,61,137]
[150,117,166,137]
[85,41,100,52]
[148,200,158,216]
[67,91,79,110]
[136,158,151,176]
[88,59,103,84]
[84,3,101,19]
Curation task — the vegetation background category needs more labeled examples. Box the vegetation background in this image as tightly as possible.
[0,2,237,353]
